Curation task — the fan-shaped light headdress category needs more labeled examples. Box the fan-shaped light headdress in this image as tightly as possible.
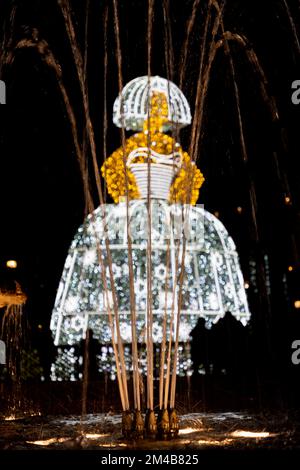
[113,76,192,131]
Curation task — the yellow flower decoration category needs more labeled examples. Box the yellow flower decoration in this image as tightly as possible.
[169,152,205,206]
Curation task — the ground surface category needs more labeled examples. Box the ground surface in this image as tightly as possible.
[0,411,299,450]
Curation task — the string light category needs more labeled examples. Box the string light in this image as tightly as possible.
[113,76,191,131]
[6,260,17,269]
[179,427,198,435]
[294,300,300,309]
[231,430,271,439]
[285,196,291,205]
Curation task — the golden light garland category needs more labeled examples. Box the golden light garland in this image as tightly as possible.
[101,92,204,205]
[0,282,27,308]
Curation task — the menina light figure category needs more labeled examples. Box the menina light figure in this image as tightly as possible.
[50,77,250,433]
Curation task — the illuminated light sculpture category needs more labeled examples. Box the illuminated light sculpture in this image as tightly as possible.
[50,77,250,421]
[0,281,27,385]
[0,282,27,308]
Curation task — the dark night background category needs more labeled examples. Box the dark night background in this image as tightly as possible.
[1,0,300,410]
